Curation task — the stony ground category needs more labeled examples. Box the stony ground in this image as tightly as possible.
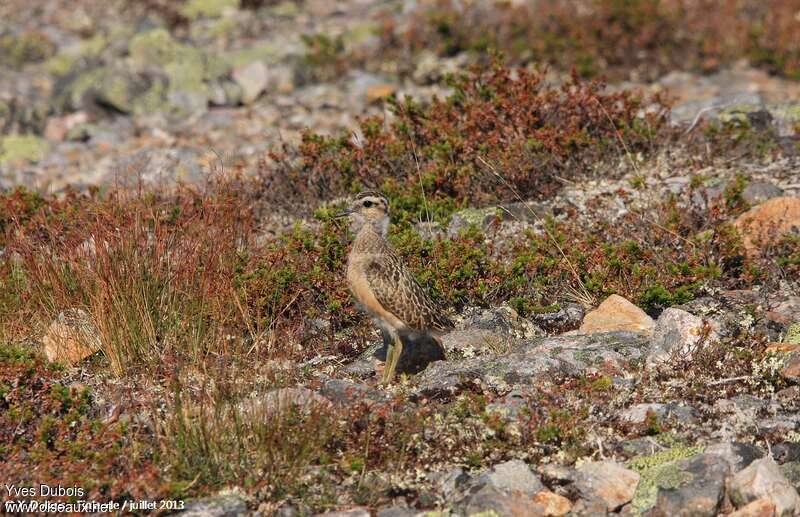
[2,1,800,516]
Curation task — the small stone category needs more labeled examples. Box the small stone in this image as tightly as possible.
[44,112,89,141]
[238,387,331,417]
[734,197,800,254]
[41,308,102,365]
[460,485,546,516]
[728,498,777,517]
[232,61,269,104]
[181,492,248,516]
[781,353,800,383]
[705,442,765,471]
[315,509,371,517]
[647,307,717,366]
[620,403,669,424]
[574,460,640,511]
[472,459,544,496]
[579,294,655,335]
[730,457,800,516]
[532,490,572,516]
[365,83,396,103]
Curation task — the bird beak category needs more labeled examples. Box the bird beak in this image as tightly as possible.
[333,208,352,219]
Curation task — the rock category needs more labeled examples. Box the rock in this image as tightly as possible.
[44,112,90,141]
[459,485,547,516]
[427,467,470,501]
[574,461,640,511]
[619,402,699,425]
[318,379,390,406]
[532,490,572,516]
[730,457,800,516]
[440,328,521,359]
[728,498,777,517]
[734,197,800,254]
[365,83,396,103]
[647,307,717,366]
[0,134,51,164]
[416,331,649,396]
[773,443,800,465]
[232,61,269,104]
[579,294,655,335]
[649,454,731,517]
[181,492,248,516]
[471,459,544,496]
[742,182,786,206]
[375,507,415,517]
[627,444,707,513]
[41,308,102,365]
[528,303,585,333]
[705,442,765,471]
[447,207,498,238]
[315,509,370,517]
[781,352,800,383]
[238,387,331,417]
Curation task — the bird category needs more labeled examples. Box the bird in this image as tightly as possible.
[337,190,454,383]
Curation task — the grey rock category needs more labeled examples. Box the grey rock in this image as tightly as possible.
[427,467,470,501]
[459,485,546,516]
[376,508,416,517]
[447,207,498,238]
[470,459,544,496]
[650,453,731,517]
[619,402,699,425]
[416,332,649,396]
[647,308,717,367]
[528,302,584,333]
[773,442,800,465]
[705,442,765,471]
[180,493,248,516]
[232,61,269,104]
[730,457,800,516]
[617,437,665,459]
[574,461,640,511]
[316,509,370,517]
[318,379,390,406]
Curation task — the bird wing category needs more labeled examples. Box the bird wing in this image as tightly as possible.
[365,253,454,333]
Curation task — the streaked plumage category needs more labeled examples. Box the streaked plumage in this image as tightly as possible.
[341,191,453,382]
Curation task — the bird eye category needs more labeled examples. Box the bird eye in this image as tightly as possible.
[363,200,373,208]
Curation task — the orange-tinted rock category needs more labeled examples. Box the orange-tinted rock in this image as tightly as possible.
[579,294,655,335]
[41,308,102,365]
[734,197,800,254]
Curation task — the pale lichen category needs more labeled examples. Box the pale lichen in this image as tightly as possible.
[627,444,705,513]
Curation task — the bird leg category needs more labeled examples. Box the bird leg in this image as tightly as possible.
[382,329,403,384]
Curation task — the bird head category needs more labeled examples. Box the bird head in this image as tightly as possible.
[336,191,390,236]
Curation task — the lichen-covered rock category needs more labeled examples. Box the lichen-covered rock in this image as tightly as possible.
[579,294,655,335]
[415,331,649,396]
[0,134,51,164]
[647,307,718,366]
[458,485,547,516]
[182,0,239,19]
[730,457,800,516]
[41,308,102,365]
[627,444,706,513]
[574,460,640,511]
[649,453,731,517]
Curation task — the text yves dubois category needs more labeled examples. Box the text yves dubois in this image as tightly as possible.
[5,484,85,498]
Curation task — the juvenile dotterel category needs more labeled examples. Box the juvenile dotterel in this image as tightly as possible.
[338,191,453,383]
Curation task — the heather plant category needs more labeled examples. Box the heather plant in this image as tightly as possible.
[386,0,800,80]
[261,63,669,214]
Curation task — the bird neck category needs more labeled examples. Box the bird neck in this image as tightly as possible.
[353,219,389,253]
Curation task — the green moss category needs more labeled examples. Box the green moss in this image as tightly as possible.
[627,445,705,513]
[0,135,51,164]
